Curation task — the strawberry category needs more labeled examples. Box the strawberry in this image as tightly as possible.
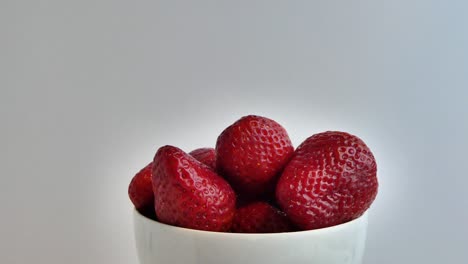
[216,115,294,197]
[128,162,154,212]
[231,202,294,233]
[189,147,216,170]
[152,145,236,232]
[276,131,378,230]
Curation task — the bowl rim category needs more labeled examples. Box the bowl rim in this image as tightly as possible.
[134,208,368,237]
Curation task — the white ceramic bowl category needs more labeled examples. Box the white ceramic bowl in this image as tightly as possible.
[134,209,368,264]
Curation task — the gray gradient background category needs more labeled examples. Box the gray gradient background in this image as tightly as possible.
[1,1,467,263]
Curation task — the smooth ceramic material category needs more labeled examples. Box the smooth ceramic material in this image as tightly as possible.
[134,209,368,264]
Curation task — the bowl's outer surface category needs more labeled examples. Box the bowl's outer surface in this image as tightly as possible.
[134,209,368,264]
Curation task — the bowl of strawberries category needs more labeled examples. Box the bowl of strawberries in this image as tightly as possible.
[129,115,378,264]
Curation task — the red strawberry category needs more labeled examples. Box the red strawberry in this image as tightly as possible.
[231,202,294,233]
[128,162,154,212]
[276,131,378,230]
[216,115,294,197]
[152,145,236,232]
[189,148,216,170]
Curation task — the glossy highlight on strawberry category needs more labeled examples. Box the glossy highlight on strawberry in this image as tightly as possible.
[276,131,378,230]
[152,145,236,232]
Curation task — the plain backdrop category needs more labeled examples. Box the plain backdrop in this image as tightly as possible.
[1,1,467,263]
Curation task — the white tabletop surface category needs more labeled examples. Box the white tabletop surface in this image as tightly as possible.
[1,1,467,263]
